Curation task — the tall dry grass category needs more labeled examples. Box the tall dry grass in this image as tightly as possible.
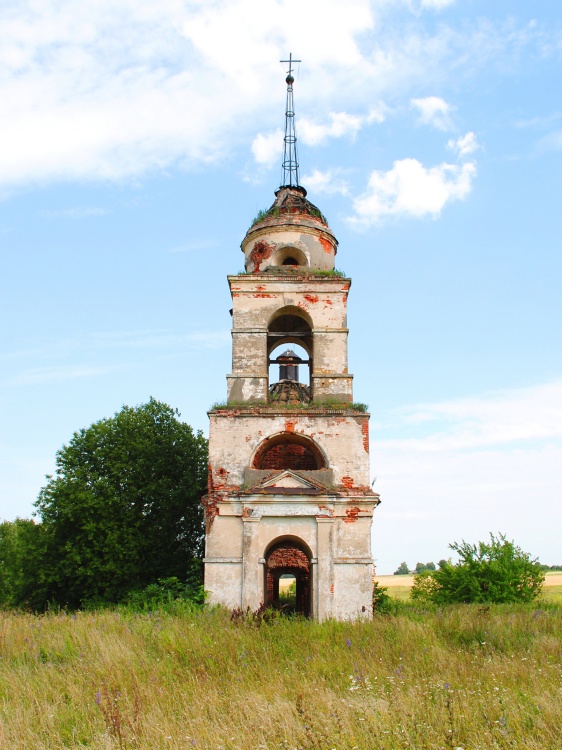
[0,603,560,749]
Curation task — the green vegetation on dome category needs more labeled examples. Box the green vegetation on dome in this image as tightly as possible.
[250,202,327,227]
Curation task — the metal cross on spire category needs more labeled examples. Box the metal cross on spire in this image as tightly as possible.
[280,53,301,188]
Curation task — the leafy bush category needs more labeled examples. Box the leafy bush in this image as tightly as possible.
[411,533,544,605]
[410,570,441,602]
[125,574,205,612]
[372,581,394,613]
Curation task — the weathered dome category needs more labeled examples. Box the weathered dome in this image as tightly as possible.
[248,186,329,232]
[241,186,338,273]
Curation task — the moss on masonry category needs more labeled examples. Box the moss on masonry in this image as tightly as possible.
[209,400,368,413]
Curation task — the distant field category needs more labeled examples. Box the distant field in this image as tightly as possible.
[375,572,562,603]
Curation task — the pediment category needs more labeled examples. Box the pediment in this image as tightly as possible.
[260,470,319,489]
[243,467,334,494]
[246,470,327,494]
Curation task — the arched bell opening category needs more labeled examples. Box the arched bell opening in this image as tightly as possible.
[271,246,308,268]
[264,538,312,616]
[268,343,310,403]
[267,306,313,403]
[252,432,326,471]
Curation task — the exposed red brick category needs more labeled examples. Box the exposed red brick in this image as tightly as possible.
[265,543,311,615]
[344,506,361,523]
[285,419,296,432]
[253,433,326,470]
[250,239,274,272]
[304,294,319,304]
[267,545,309,570]
[361,421,369,452]
[341,475,355,489]
[202,464,221,531]
[259,443,317,471]
[320,237,332,254]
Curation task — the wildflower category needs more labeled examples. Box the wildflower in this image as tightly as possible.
[346,638,352,647]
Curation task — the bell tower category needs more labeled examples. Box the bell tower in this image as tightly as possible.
[203,57,380,620]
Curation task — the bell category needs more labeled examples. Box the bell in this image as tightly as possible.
[276,349,302,382]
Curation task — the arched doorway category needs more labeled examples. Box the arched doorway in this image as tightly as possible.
[265,540,312,616]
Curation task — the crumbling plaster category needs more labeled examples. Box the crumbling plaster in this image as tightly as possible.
[208,410,371,490]
[242,226,337,273]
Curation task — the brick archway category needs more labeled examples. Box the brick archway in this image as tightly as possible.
[253,433,326,471]
[265,540,311,616]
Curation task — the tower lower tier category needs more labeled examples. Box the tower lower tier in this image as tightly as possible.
[203,494,377,621]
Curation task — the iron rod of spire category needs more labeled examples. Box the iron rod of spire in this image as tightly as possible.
[280,54,301,188]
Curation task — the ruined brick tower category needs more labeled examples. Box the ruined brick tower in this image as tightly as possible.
[202,58,379,620]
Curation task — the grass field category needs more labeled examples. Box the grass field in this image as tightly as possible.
[1,601,561,749]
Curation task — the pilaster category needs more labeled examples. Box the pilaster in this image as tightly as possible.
[316,517,335,622]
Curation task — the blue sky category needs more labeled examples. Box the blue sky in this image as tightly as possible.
[1,0,561,573]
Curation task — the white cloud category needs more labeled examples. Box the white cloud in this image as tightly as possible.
[536,130,562,153]
[389,380,562,451]
[411,96,454,130]
[252,108,385,170]
[251,130,284,167]
[299,108,386,146]
[0,1,551,191]
[0,0,378,190]
[447,131,479,157]
[302,169,350,196]
[349,157,475,226]
[420,0,455,8]
[372,380,562,572]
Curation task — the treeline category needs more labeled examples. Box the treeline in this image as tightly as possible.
[394,561,440,575]
[394,559,560,576]
[0,399,208,611]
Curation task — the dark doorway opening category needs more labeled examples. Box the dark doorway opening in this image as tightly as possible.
[265,541,311,616]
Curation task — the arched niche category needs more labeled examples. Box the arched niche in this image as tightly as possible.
[271,246,309,268]
[264,536,312,616]
[252,432,327,471]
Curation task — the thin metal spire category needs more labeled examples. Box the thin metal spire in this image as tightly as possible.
[280,53,301,188]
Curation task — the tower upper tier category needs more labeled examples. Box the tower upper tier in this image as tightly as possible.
[241,185,338,273]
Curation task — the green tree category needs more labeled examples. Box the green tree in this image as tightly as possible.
[415,562,427,574]
[0,518,45,607]
[411,533,544,605]
[33,398,208,609]
[393,561,410,575]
